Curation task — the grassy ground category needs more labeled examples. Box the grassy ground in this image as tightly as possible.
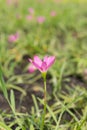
[0,0,87,130]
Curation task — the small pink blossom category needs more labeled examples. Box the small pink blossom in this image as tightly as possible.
[8,32,19,43]
[50,11,56,17]
[26,15,33,21]
[28,64,36,73]
[37,16,45,24]
[28,8,34,14]
[6,0,12,5]
[29,55,55,73]
[6,0,18,6]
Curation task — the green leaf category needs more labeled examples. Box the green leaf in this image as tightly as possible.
[30,124,35,130]
[0,122,12,130]
[10,89,15,113]
[0,65,8,100]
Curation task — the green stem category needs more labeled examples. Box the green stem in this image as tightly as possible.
[41,72,47,130]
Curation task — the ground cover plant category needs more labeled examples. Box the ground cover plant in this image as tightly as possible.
[0,0,87,129]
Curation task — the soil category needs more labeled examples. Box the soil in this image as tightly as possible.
[0,57,53,113]
[0,71,86,112]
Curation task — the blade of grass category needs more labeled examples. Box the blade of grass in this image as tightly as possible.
[10,89,16,113]
[0,121,12,130]
[32,94,40,117]
[38,98,57,124]
[0,64,8,100]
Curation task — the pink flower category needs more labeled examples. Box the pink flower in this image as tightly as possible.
[29,55,55,73]
[26,15,33,21]
[28,8,34,14]
[37,16,45,24]
[6,0,12,5]
[50,11,56,17]
[8,32,19,43]
[28,64,36,73]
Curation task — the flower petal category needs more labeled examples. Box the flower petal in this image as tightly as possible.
[46,56,55,68]
[43,56,48,62]
[28,56,42,71]
[41,62,47,72]
[28,64,36,73]
[34,55,42,67]
[28,58,33,63]
[32,61,42,72]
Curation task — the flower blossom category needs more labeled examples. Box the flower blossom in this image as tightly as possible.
[50,11,56,17]
[8,32,19,43]
[29,55,55,73]
[6,0,12,5]
[28,64,36,73]
[37,16,45,24]
[28,8,34,14]
[26,15,33,21]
